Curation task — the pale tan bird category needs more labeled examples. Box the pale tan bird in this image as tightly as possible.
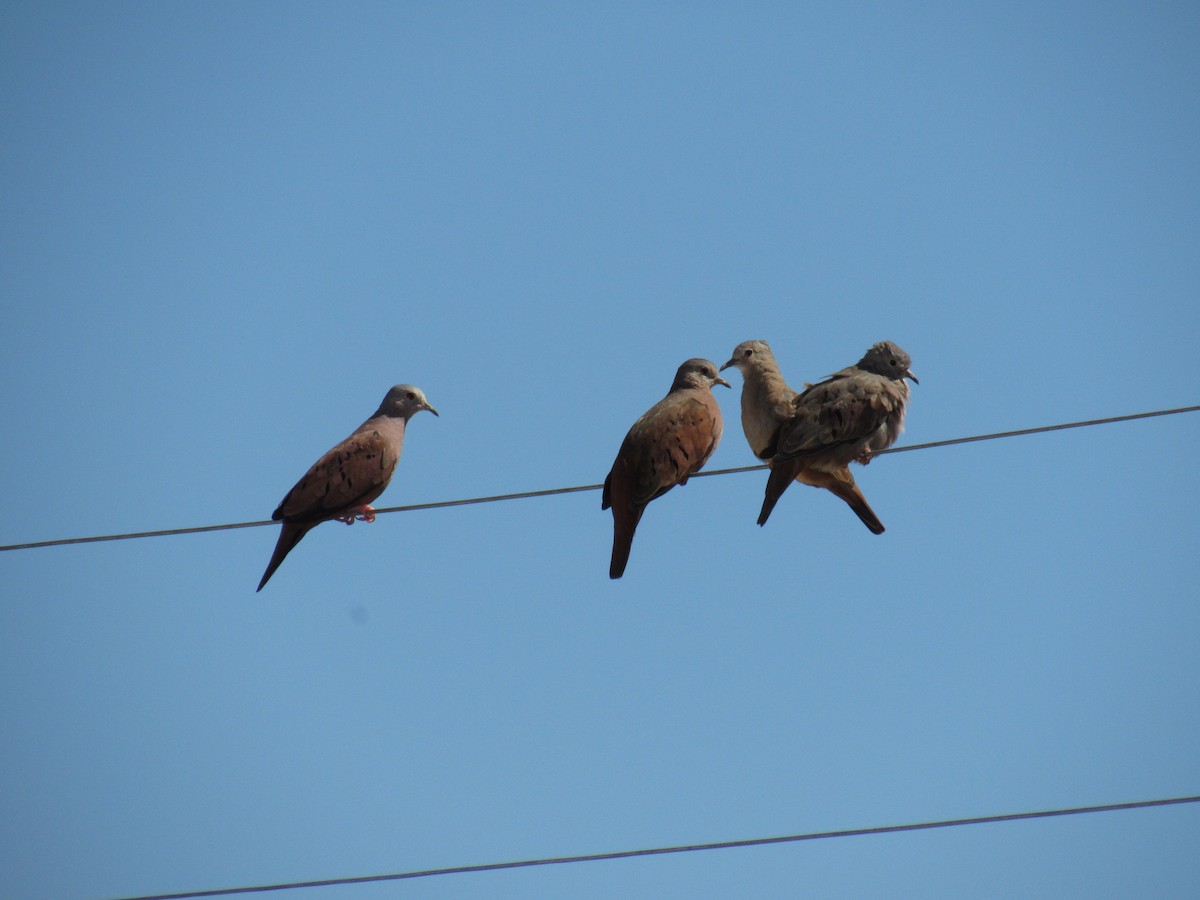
[721,340,887,534]
[752,341,916,528]
[257,384,438,592]
[602,358,729,579]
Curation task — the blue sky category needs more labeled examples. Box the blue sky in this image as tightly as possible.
[2,3,1198,898]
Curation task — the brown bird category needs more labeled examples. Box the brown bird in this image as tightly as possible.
[257,384,438,592]
[750,340,916,528]
[602,358,729,579]
[721,339,886,534]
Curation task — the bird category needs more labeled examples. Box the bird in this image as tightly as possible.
[602,358,729,579]
[256,384,438,592]
[721,339,887,534]
[750,340,916,528]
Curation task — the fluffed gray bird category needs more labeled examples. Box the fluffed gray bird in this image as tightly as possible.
[602,358,729,579]
[753,341,916,528]
[257,384,438,592]
[721,339,886,534]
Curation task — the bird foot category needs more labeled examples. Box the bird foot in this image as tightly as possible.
[336,505,377,525]
[855,450,873,466]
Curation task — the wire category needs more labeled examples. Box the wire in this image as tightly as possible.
[4,404,1197,554]
[108,794,1200,899]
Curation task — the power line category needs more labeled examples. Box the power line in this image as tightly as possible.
[5,404,1197,554]
[109,794,1200,900]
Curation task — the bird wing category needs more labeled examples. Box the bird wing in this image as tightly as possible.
[627,390,722,508]
[272,428,400,524]
[775,371,902,459]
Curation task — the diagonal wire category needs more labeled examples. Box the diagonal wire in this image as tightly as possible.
[108,794,1200,900]
[3,404,1198,553]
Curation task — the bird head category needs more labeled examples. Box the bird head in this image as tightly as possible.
[720,339,774,375]
[673,358,731,391]
[858,341,918,384]
[377,384,440,419]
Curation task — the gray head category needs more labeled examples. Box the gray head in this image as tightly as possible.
[857,341,918,384]
[720,340,777,374]
[671,358,731,392]
[374,384,440,419]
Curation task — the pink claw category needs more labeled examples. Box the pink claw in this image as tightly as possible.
[335,505,377,525]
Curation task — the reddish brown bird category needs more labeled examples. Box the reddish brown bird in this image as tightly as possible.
[257,384,438,592]
[757,341,916,528]
[602,358,729,579]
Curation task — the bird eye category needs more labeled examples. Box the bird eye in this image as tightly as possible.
[406,392,415,400]
[744,349,753,357]
[889,359,897,366]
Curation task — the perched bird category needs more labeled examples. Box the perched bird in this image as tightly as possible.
[721,339,886,534]
[257,384,438,591]
[602,358,729,579]
[752,341,916,528]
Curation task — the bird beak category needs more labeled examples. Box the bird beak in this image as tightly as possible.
[424,402,440,416]
[715,375,732,389]
[719,359,736,372]
[906,370,919,385]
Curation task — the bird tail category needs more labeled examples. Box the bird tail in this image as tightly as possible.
[757,461,796,526]
[822,468,886,534]
[609,507,640,579]
[256,522,311,592]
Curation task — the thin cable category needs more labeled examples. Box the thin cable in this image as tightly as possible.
[108,794,1200,900]
[5,404,1197,553]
